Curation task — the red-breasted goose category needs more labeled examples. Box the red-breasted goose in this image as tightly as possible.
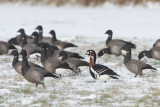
[38,43,73,74]
[138,46,160,61]
[20,49,60,88]
[99,30,136,57]
[86,50,119,82]
[35,25,52,43]
[49,30,78,49]
[10,50,44,75]
[122,46,157,77]
[58,51,89,75]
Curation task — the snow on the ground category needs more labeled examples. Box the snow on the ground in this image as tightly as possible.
[0,3,160,107]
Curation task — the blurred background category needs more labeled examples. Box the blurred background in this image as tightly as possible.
[0,0,160,6]
[0,0,160,41]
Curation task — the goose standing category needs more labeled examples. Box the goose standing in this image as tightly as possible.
[38,43,73,74]
[50,30,78,49]
[86,50,119,82]
[10,50,44,75]
[20,31,41,58]
[20,49,60,88]
[122,46,157,77]
[35,25,52,43]
[98,30,136,57]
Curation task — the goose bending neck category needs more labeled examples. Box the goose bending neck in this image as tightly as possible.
[144,50,152,58]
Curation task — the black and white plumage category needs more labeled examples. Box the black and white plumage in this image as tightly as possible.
[86,50,119,82]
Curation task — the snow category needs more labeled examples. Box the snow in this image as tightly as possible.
[0,3,160,107]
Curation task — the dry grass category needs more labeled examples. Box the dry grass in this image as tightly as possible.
[0,0,160,6]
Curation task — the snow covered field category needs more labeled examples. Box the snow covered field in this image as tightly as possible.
[0,3,160,106]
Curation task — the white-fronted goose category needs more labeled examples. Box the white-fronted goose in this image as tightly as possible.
[86,50,119,82]
[20,49,60,88]
[49,30,78,49]
[35,25,52,43]
[138,46,160,61]
[38,43,73,74]
[58,51,89,75]
[122,46,157,77]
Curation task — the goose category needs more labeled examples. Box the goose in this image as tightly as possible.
[138,46,160,61]
[35,25,52,43]
[9,50,44,75]
[20,49,60,88]
[17,28,33,44]
[58,51,89,75]
[153,39,160,47]
[122,46,157,77]
[20,31,41,58]
[86,50,119,82]
[98,30,136,57]
[38,43,73,74]
[45,43,84,59]
[8,29,33,47]
[49,30,78,49]
[0,41,16,55]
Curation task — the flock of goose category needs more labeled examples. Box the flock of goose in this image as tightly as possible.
[0,25,160,87]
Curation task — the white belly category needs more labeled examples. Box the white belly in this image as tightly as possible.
[98,75,110,81]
